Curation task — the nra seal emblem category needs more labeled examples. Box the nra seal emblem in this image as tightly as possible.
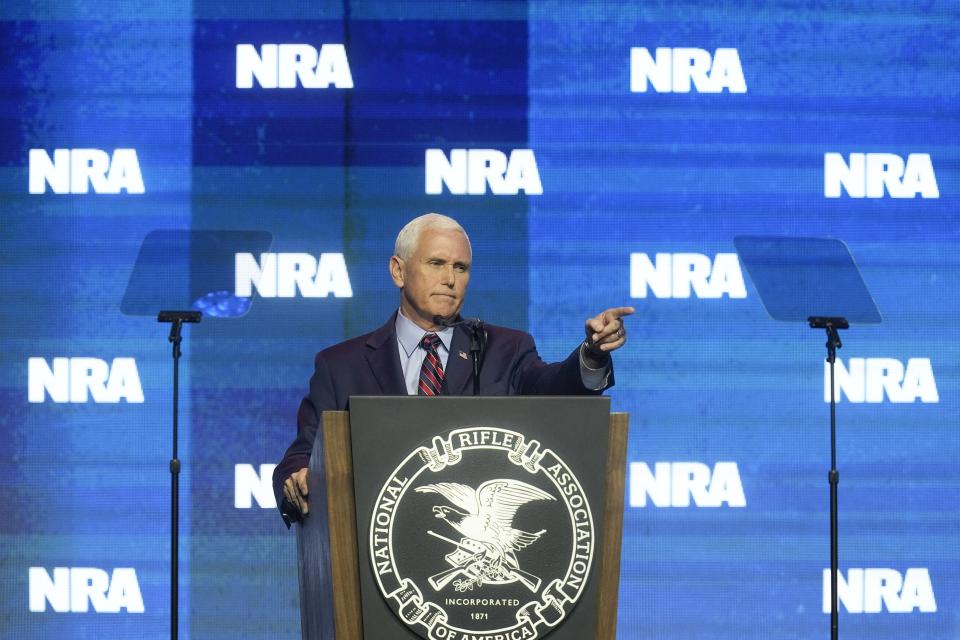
[370,426,594,640]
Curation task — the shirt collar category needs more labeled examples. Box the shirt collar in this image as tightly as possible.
[395,308,454,357]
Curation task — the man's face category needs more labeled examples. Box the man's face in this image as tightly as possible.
[391,228,472,329]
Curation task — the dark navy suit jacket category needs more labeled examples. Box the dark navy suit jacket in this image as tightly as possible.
[272,312,613,523]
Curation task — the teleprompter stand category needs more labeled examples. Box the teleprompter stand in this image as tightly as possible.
[157,310,202,640]
[735,237,881,640]
[123,230,271,639]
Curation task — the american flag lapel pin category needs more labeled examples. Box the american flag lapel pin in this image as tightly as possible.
[458,351,469,360]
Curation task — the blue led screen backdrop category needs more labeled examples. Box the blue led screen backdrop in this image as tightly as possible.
[0,1,957,638]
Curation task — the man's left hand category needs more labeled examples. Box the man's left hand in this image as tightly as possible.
[583,306,635,366]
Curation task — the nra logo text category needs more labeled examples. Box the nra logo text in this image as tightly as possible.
[236,44,353,89]
[28,358,144,404]
[29,149,144,195]
[826,568,936,614]
[29,567,144,613]
[630,253,746,299]
[235,253,352,298]
[629,462,746,508]
[826,358,938,404]
[234,463,277,509]
[824,153,938,199]
[425,149,543,196]
[630,47,746,93]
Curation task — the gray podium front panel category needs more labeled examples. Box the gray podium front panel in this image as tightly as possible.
[349,396,612,640]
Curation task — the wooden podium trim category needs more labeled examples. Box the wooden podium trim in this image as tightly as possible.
[322,411,363,640]
[596,412,628,640]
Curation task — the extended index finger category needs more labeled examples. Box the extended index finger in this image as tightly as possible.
[603,306,636,323]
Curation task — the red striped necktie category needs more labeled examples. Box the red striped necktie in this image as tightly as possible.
[418,333,445,396]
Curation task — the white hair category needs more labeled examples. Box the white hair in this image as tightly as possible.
[393,213,472,260]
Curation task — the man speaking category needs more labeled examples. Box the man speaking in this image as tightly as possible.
[273,213,633,525]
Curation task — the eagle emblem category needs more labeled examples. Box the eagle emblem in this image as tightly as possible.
[415,479,555,592]
[369,426,596,639]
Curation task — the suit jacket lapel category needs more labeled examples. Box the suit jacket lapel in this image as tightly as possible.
[442,325,475,396]
[364,313,407,395]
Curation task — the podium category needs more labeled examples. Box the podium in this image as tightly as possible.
[296,397,628,640]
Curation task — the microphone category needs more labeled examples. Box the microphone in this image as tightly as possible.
[432,314,483,331]
[432,315,486,395]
